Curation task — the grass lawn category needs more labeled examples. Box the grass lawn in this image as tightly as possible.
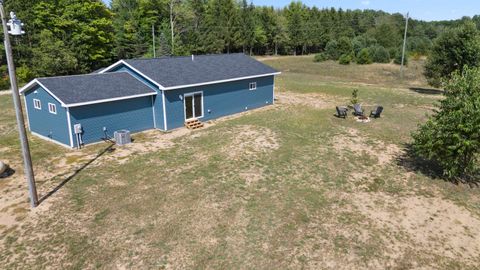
[0,56,479,269]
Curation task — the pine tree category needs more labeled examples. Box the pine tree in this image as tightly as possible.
[285,1,305,55]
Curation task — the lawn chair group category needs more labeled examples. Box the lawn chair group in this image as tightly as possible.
[336,104,383,119]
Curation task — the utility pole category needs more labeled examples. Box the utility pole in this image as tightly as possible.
[0,2,38,207]
[400,12,409,79]
[152,24,156,58]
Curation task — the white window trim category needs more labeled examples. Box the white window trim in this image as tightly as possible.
[183,91,204,121]
[33,99,41,110]
[249,82,257,91]
[48,103,57,114]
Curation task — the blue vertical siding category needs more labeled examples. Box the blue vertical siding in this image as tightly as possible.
[68,97,155,145]
[24,86,71,146]
[108,65,165,129]
[164,76,274,129]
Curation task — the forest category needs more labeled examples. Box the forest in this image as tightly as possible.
[1,0,480,89]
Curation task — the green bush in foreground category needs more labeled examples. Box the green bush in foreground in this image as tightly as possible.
[339,54,352,65]
[314,53,328,62]
[412,67,480,182]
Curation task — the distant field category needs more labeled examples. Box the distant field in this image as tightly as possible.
[1,56,479,269]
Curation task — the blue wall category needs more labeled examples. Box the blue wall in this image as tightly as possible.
[109,66,165,130]
[164,76,274,129]
[69,96,155,146]
[24,86,71,146]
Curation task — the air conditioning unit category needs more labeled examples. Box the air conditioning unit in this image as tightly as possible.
[114,130,131,146]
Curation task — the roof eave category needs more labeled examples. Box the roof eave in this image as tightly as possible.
[162,72,281,91]
[64,92,157,108]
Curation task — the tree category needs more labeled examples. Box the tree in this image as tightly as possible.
[371,20,401,49]
[238,0,255,54]
[157,32,172,57]
[325,40,340,60]
[203,0,239,53]
[412,67,480,182]
[285,1,305,55]
[356,48,372,64]
[425,21,480,87]
[111,0,151,59]
[59,0,115,72]
[370,45,390,63]
[337,37,353,57]
[31,30,78,77]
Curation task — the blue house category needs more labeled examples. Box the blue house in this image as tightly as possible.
[20,53,280,148]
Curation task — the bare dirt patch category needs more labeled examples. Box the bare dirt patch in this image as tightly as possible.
[275,91,341,110]
[239,167,265,186]
[333,128,402,166]
[352,192,480,264]
[102,129,191,164]
[220,125,280,161]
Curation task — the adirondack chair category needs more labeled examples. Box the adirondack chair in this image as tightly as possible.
[370,106,384,118]
[353,104,364,116]
[336,106,348,118]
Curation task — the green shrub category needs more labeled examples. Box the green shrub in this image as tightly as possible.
[388,47,398,60]
[16,66,35,84]
[356,48,372,65]
[394,50,408,65]
[338,54,352,65]
[370,46,391,63]
[338,37,353,56]
[325,40,340,60]
[412,67,480,182]
[313,53,328,62]
[350,88,359,105]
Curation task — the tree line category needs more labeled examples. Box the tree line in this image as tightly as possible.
[1,0,480,89]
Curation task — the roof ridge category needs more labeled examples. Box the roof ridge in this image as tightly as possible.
[37,71,130,80]
[125,53,245,61]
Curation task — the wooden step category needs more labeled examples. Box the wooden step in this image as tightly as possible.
[185,119,204,130]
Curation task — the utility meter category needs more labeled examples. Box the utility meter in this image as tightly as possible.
[74,124,83,134]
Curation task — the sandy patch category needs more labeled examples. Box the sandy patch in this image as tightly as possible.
[239,167,265,186]
[333,128,402,166]
[220,125,279,160]
[353,192,480,263]
[275,91,339,110]
[100,129,191,164]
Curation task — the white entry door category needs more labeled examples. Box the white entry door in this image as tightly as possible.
[184,92,203,120]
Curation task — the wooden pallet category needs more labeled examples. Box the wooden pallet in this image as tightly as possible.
[185,119,204,130]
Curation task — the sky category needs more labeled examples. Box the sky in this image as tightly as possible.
[101,0,480,22]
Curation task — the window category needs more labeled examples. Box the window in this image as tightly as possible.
[48,103,57,114]
[249,82,257,91]
[33,99,41,110]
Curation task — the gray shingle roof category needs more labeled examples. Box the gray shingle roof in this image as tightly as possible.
[37,72,156,106]
[123,53,279,88]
